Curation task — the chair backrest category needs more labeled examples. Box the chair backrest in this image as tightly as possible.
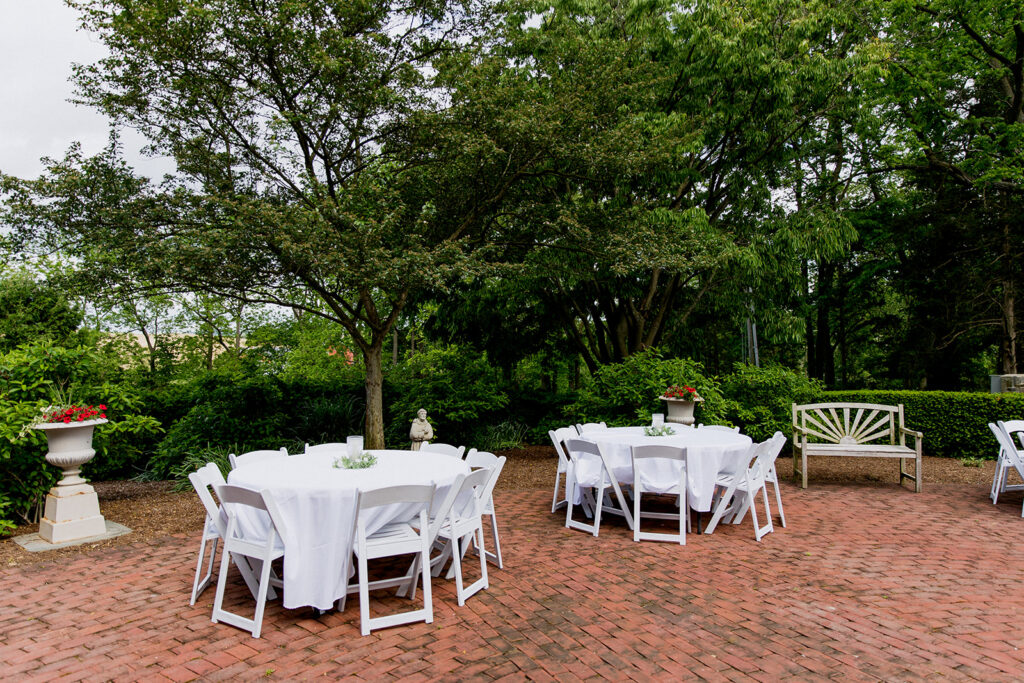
[549,426,578,467]
[358,483,435,511]
[631,444,686,490]
[631,444,687,462]
[188,463,227,532]
[229,448,288,470]
[465,449,499,468]
[745,433,787,485]
[305,442,345,455]
[214,483,290,548]
[419,442,466,459]
[575,422,608,434]
[446,468,493,524]
[564,438,601,460]
[993,422,1024,474]
[1001,420,1024,449]
[698,424,740,433]
[354,483,437,548]
[465,450,506,496]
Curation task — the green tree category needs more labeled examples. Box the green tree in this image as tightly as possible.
[1,0,534,448]
[876,0,1024,376]
[0,272,83,353]
[477,0,870,370]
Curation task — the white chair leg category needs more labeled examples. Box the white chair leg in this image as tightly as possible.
[358,553,371,636]
[210,541,233,625]
[751,486,774,542]
[452,533,466,604]
[552,471,566,513]
[704,484,737,535]
[772,480,786,527]
[191,535,217,606]
[565,481,577,528]
[632,490,642,543]
[487,509,503,569]
[992,460,1007,504]
[591,476,605,537]
[250,553,273,638]
[421,529,433,625]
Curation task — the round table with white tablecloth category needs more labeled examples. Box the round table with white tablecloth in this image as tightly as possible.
[573,426,753,512]
[227,449,470,610]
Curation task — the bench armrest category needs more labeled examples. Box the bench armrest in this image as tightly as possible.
[899,425,922,439]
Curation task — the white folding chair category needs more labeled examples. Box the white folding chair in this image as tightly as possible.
[563,438,634,536]
[630,444,688,544]
[550,426,584,513]
[991,422,1024,516]
[705,433,784,541]
[187,463,226,605]
[464,449,506,568]
[187,464,271,606]
[991,420,1024,505]
[349,484,436,635]
[575,422,608,434]
[210,484,288,638]
[697,424,740,432]
[304,442,345,455]
[419,442,466,459]
[420,469,491,606]
[229,448,289,470]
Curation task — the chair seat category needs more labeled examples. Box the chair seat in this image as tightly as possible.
[358,521,421,555]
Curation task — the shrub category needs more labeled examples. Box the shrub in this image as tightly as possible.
[721,364,822,441]
[568,349,727,427]
[820,390,1024,460]
[385,345,510,448]
[169,444,233,492]
[148,365,288,478]
[477,420,529,452]
[0,341,160,528]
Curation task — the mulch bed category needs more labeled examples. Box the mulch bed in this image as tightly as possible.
[0,445,1009,570]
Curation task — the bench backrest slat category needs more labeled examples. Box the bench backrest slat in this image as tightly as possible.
[793,402,902,445]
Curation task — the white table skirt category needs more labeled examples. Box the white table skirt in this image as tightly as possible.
[572,427,753,512]
[227,449,470,610]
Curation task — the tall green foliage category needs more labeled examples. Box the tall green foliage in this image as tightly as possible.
[570,349,726,426]
[0,342,160,529]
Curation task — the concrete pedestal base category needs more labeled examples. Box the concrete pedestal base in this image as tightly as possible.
[38,483,107,544]
[14,520,131,552]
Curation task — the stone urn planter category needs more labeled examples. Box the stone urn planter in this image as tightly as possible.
[36,419,108,544]
[661,397,702,426]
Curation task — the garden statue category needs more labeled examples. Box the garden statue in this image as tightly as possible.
[409,408,434,451]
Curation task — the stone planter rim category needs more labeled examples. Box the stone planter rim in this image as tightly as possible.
[33,418,108,431]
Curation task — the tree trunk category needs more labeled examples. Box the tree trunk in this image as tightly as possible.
[1002,220,1018,374]
[803,259,815,375]
[363,342,386,449]
[815,263,835,386]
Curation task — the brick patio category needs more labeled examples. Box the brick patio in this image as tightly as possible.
[2,482,1024,681]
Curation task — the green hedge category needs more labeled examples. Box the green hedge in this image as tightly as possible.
[818,390,1024,460]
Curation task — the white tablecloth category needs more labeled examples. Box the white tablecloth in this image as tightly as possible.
[227,449,470,610]
[573,427,752,512]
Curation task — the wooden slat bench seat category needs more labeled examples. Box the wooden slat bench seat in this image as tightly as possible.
[792,402,923,492]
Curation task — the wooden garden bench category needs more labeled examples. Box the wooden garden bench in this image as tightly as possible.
[792,402,923,492]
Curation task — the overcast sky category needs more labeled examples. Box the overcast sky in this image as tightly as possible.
[1,0,170,180]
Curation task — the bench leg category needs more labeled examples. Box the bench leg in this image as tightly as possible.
[801,451,808,489]
[916,451,922,493]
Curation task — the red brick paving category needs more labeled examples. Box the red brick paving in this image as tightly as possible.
[3,483,1024,681]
